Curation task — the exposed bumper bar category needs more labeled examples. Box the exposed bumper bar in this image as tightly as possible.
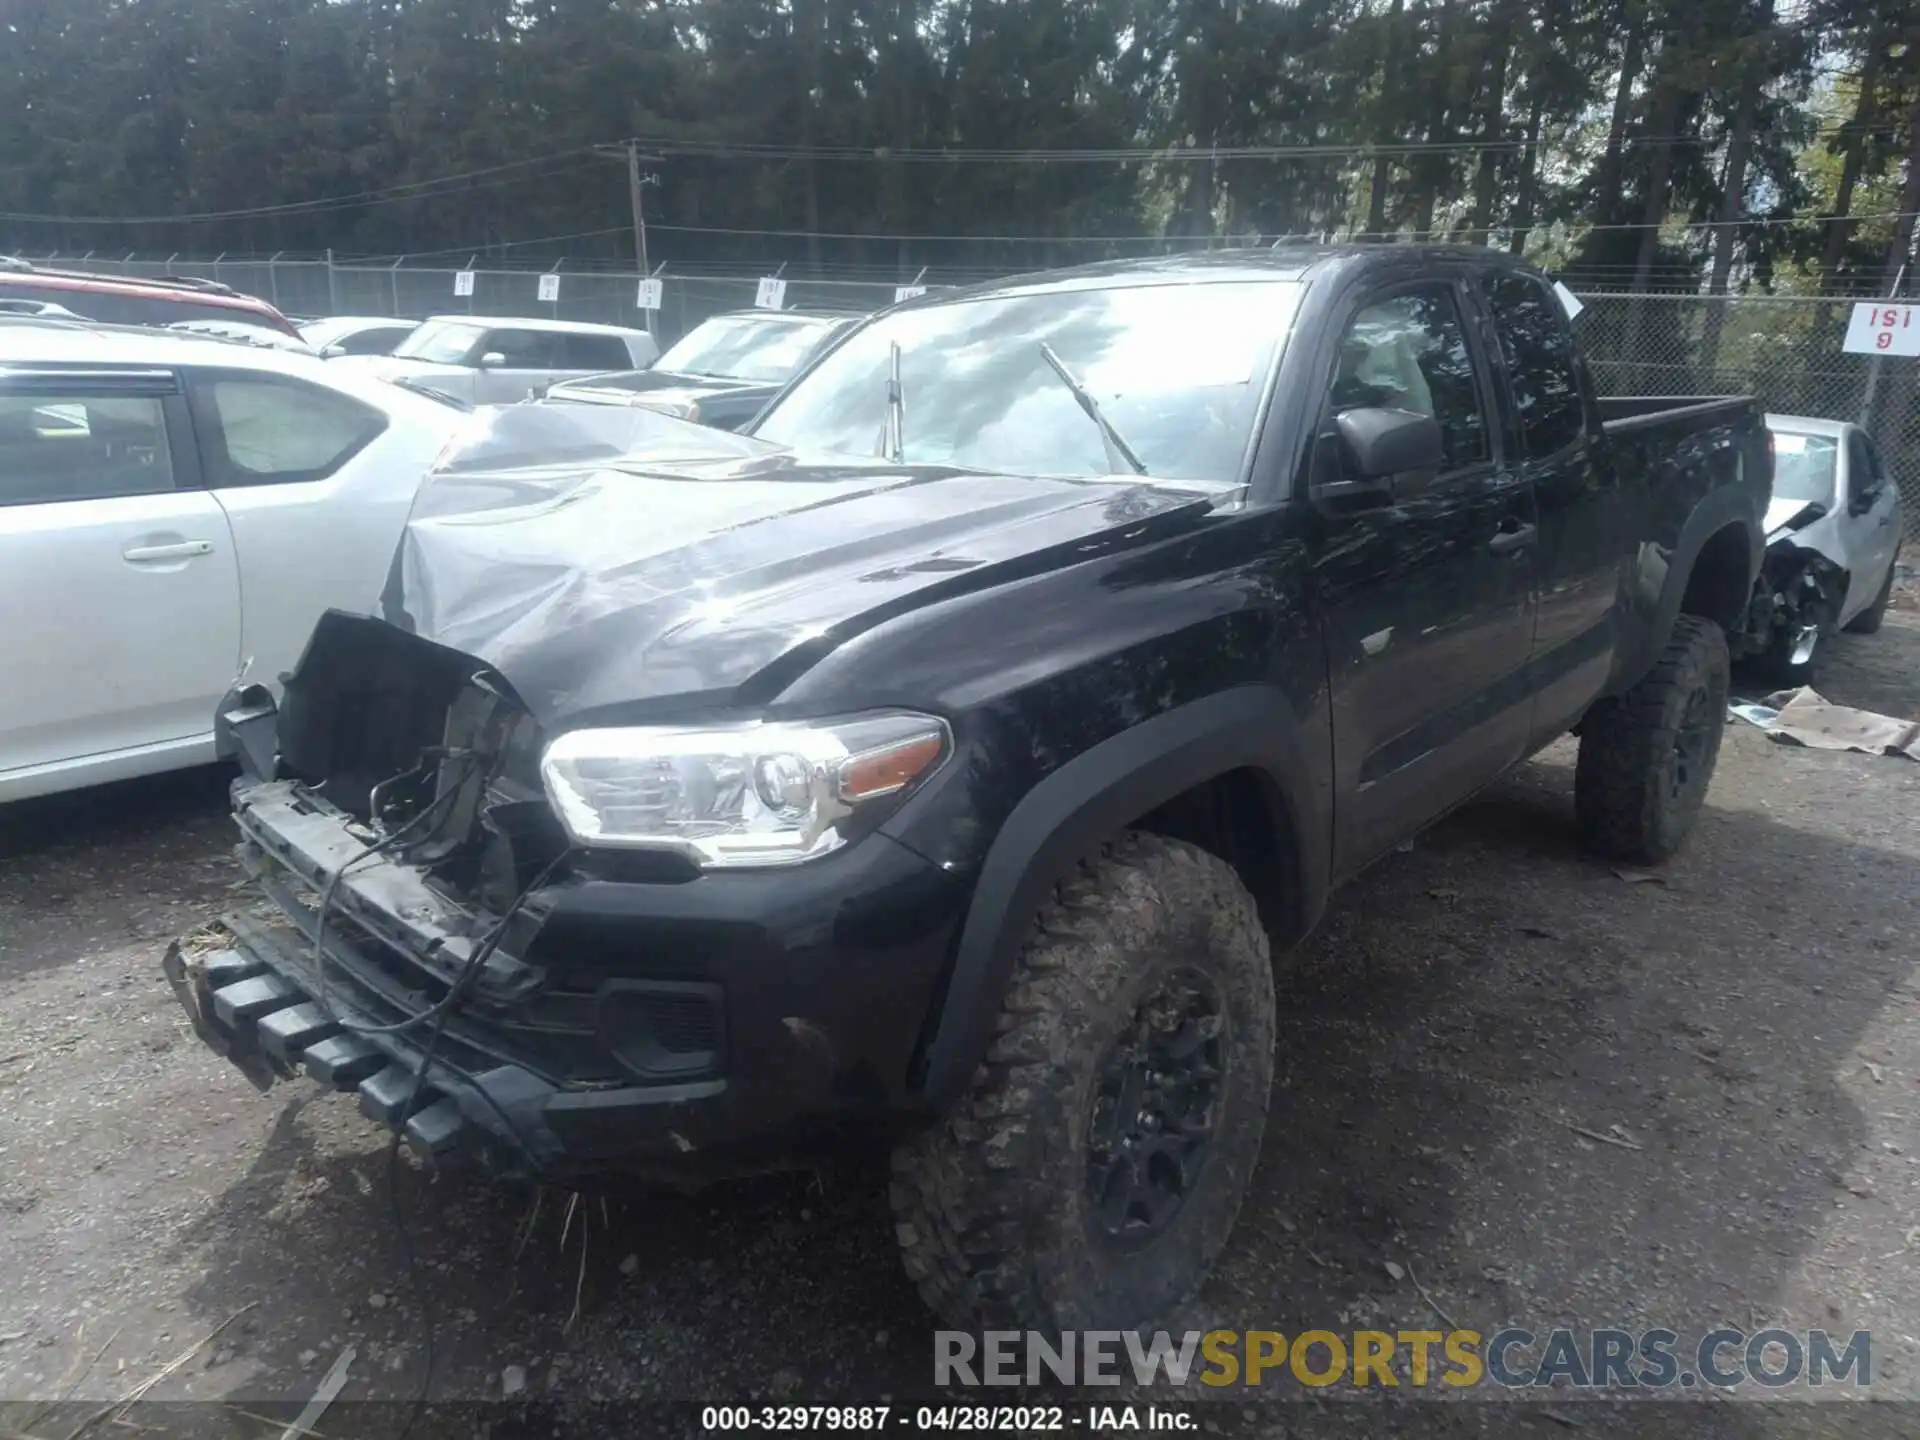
[163,914,741,1185]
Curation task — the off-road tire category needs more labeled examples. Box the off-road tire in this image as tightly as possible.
[1575,613,1729,865]
[890,832,1275,1330]
[1844,555,1898,635]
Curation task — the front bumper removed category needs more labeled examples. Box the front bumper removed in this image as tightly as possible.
[160,914,661,1179]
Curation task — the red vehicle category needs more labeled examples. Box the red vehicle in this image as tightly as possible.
[0,258,301,337]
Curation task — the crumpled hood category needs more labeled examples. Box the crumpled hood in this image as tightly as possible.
[550,369,760,413]
[1764,495,1827,539]
[389,404,1218,725]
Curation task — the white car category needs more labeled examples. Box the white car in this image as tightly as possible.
[347,315,660,404]
[1746,413,1906,680]
[0,319,467,802]
[298,315,419,358]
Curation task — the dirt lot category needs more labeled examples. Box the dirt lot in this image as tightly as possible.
[3,616,1920,1439]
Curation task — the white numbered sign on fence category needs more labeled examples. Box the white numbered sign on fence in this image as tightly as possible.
[755,276,788,310]
[894,284,928,303]
[1843,303,1920,357]
[453,270,476,298]
[636,277,663,311]
[537,272,561,303]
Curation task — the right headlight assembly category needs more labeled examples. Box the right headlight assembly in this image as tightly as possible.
[539,711,950,869]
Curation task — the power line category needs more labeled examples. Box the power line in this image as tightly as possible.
[626,122,1900,164]
[0,149,606,225]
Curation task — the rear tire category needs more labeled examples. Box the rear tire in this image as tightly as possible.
[1575,613,1729,865]
[1844,555,1898,635]
[890,832,1275,1330]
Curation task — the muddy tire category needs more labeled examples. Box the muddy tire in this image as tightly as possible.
[890,832,1275,1330]
[1844,556,1897,636]
[1575,613,1729,865]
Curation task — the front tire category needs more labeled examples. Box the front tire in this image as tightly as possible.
[890,833,1275,1330]
[1575,613,1730,864]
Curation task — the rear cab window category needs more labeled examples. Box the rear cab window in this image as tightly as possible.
[0,383,178,506]
[186,372,387,487]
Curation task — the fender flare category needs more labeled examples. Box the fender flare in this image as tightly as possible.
[1630,486,1762,688]
[912,685,1329,1108]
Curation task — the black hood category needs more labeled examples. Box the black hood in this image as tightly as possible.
[389,405,1219,726]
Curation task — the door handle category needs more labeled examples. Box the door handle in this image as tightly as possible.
[1488,523,1537,555]
[123,540,214,562]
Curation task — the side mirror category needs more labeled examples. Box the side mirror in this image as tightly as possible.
[320,343,345,359]
[479,351,507,368]
[1336,406,1445,479]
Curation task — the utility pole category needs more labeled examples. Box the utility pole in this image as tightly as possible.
[626,140,650,277]
[595,141,662,273]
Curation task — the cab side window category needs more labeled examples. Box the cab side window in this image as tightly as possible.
[563,334,632,370]
[484,329,567,368]
[1330,287,1489,472]
[1483,273,1587,458]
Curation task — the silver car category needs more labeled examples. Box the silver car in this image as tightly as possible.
[345,316,661,405]
[1734,413,1904,682]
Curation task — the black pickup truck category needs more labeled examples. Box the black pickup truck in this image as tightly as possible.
[168,246,1769,1332]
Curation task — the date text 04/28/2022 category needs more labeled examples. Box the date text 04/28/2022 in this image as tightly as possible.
[699,1405,1192,1431]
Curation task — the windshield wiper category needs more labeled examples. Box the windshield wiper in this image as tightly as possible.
[1038,341,1147,476]
[880,340,906,463]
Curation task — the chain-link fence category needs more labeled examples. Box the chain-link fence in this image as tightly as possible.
[20,253,1920,537]
[1574,293,1920,537]
[29,253,911,343]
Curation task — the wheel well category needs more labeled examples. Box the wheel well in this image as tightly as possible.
[1680,523,1754,632]
[1133,768,1303,951]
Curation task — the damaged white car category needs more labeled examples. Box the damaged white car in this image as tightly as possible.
[1728,414,1904,683]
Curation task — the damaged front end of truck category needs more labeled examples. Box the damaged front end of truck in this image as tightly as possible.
[171,612,683,1181]
[162,401,992,1185]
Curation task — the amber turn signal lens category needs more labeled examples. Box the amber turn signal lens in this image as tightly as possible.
[836,733,946,802]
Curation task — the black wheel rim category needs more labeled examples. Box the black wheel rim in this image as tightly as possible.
[1670,684,1716,801]
[1084,967,1227,1247]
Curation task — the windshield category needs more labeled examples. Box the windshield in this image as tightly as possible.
[394,319,485,365]
[1769,429,1838,506]
[656,314,839,383]
[750,279,1302,481]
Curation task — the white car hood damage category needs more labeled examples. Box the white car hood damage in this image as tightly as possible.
[1763,495,1848,565]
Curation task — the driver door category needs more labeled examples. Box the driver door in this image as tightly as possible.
[1308,278,1540,876]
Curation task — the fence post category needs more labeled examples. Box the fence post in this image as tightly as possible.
[326,248,339,315]
[267,251,282,309]
[1858,262,1910,430]
[390,256,403,317]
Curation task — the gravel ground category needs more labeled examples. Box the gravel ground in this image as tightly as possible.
[3,616,1919,1439]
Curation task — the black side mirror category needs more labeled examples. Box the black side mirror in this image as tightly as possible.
[1336,406,1445,479]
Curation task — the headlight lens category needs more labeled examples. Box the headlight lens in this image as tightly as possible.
[539,712,949,867]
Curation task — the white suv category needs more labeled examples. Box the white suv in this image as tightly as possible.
[0,318,466,801]
[352,315,660,404]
